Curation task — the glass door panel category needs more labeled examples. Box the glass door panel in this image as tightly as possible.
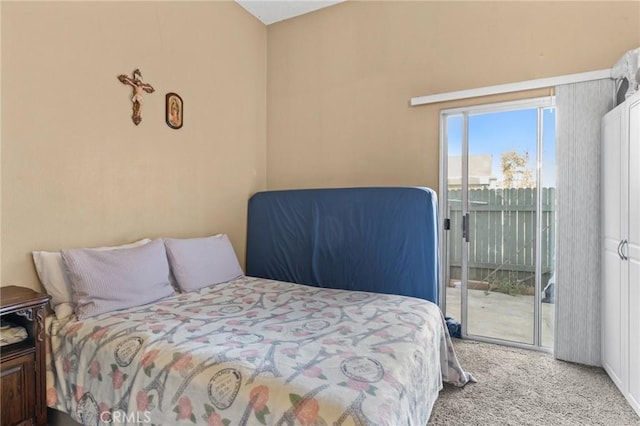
[465,109,538,345]
[444,114,463,324]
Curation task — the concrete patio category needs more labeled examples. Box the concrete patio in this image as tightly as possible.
[445,284,555,348]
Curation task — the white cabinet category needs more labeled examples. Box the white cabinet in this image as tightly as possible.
[601,90,640,417]
[628,94,640,414]
[602,102,626,390]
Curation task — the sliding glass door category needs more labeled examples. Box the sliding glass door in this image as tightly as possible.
[440,98,556,349]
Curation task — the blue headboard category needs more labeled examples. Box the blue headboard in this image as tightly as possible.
[246,187,439,304]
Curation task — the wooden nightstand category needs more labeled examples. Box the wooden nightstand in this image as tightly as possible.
[1,286,50,426]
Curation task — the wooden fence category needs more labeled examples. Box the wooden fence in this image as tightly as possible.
[447,188,556,288]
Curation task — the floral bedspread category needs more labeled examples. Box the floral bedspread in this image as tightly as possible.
[46,276,473,425]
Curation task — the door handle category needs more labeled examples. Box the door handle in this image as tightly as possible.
[618,239,629,260]
[618,239,624,260]
[462,213,470,243]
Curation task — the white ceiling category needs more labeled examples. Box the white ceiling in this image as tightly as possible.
[235,0,345,25]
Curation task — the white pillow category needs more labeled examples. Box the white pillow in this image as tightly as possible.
[32,238,151,319]
[164,234,244,292]
[61,239,175,320]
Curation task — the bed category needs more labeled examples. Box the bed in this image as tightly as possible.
[36,188,471,425]
[45,274,472,425]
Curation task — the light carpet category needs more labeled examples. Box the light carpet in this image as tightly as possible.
[429,339,640,426]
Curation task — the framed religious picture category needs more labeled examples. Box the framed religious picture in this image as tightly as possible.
[165,92,183,129]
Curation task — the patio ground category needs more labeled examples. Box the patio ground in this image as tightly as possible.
[445,284,554,348]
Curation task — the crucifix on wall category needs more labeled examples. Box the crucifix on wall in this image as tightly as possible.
[117,69,155,125]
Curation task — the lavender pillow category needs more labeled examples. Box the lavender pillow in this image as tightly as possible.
[164,234,244,292]
[61,239,175,319]
[32,238,151,320]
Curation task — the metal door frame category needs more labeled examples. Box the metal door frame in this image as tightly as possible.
[439,96,555,351]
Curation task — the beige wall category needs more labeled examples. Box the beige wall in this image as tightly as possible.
[2,1,639,292]
[1,1,267,290]
[266,1,640,191]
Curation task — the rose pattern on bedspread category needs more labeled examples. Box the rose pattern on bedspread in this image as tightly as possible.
[46,276,473,426]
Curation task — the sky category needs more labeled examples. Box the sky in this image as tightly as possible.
[447,107,556,187]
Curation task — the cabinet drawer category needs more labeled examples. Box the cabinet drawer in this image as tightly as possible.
[1,352,35,426]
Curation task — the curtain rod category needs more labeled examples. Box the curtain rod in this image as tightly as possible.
[410,69,612,106]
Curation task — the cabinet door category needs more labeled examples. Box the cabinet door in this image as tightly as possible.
[601,105,626,388]
[1,353,35,425]
[627,96,640,415]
